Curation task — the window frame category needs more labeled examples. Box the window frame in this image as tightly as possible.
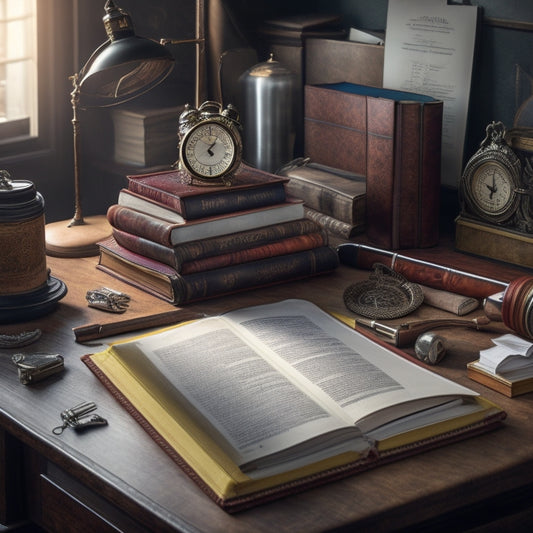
[0,0,73,163]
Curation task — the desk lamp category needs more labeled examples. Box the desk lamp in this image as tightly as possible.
[45,0,175,257]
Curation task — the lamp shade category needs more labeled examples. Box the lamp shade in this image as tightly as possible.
[76,0,174,108]
[78,36,174,108]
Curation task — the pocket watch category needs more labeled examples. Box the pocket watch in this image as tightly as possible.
[175,101,243,185]
[459,121,522,224]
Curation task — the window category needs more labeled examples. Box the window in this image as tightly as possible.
[0,0,37,141]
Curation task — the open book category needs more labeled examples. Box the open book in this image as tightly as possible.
[83,299,505,512]
[468,334,533,397]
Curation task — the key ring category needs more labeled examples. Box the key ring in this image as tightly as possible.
[53,401,108,435]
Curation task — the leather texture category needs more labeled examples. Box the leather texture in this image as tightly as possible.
[304,84,443,249]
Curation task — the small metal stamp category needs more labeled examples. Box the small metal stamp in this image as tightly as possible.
[0,329,42,348]
[86,287,130,313]
[12,352,64,384]
[53,401,108,435]
[414,331,447,365]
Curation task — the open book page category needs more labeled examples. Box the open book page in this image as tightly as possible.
[226,300,480,434]
[110,311,368,472]
[476,334,533,378]
[109,299,480,473]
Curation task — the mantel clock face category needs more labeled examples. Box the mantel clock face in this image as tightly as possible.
[177,101,243,185]
[460,121,522,224]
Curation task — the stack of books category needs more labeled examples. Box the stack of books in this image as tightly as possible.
[98,164,339,304]
[110,105,183,167]
[279,160,366,240]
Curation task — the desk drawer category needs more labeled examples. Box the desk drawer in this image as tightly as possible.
[39,465,148,533]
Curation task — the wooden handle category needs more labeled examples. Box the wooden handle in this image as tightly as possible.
[73,310,205,343]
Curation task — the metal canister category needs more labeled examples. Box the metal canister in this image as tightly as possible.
[239,54,296,173]
[0,170,67,323]
[0,170,48,295]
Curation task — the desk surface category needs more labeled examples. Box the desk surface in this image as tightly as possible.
[1,247,533,532]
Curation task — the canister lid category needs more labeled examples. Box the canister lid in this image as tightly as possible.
[242,53,295,79]
[0,171,44,222]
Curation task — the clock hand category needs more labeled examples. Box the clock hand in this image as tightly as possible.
[485,170,498,199]
[207,140,217,157]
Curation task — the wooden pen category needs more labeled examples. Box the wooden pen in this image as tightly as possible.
[73,309,205,343]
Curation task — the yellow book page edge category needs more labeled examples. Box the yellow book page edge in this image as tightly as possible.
[89,330,367,502]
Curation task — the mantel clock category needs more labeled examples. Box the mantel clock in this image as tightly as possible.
[456,121,533,268]
[175,101,243,186]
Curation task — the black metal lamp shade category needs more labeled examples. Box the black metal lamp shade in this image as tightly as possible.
[78,37,174,107]
[77,0,174,107]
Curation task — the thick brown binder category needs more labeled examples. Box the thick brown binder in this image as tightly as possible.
[304,83,443,249]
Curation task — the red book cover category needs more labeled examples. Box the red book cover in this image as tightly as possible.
[127,164,288,219]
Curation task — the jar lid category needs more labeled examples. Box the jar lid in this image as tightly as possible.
[0,171,44,222]
[242,53,295,79]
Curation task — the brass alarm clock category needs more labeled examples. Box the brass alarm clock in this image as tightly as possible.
[459,121,523,225]
[175,101,243,185]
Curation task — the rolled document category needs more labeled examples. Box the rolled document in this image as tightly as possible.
[420,285,479,316]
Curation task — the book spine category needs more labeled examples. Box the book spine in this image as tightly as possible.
[394,101,422,249]
[304,207,363,239]
[178,247,339,304]
[285,179,363,225]
[172,218,322,263]
[112,218,324,269]
[107,204,176,246]
[129,182,287,219]
[365,96,396,250]
[419,101,443,248]
[180,185,287,219]
[366,98,442,249]
[181,233,326,274]
[112,228,180,269]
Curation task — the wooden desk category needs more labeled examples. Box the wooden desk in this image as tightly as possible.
[1,249,533,532]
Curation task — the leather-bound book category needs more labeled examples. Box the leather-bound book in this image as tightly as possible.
[96,237,339,304]
[126,164,288,220]
[106,198,304,246]
[304,83,443,249]
[111,219,327,274]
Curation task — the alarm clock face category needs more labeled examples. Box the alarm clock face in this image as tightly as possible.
[470,161,514,217]
[180,121,238,180]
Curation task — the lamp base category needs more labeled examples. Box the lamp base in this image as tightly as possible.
[45,215,112,258]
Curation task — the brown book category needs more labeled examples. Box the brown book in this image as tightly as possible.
[280,162,366,225]
[112,222,327,274]
[304,83,443,249]
[304,207,364,240]
[106,198,304,246]
[110,218,322,270]
[97,237,339,304]
[305,38,384,87]
[126,164,288,220]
